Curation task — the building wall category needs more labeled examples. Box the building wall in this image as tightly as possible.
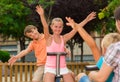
[0,36,102,62]
[73,37,101,55]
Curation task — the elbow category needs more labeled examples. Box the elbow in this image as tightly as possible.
[89,71,106,82]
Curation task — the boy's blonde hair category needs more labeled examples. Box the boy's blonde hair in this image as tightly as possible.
[101,33,120,49]
[51,18,64,27]
[24,25,37,36]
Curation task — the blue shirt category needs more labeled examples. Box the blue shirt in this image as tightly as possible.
[96,56,114,82]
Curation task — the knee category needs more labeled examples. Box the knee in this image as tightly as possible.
[76,73,86,80]
[44,72,55,78]
[43,72,55,82]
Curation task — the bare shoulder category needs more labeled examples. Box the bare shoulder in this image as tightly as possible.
[46,34,53,46]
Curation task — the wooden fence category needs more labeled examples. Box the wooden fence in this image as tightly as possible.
[0,62,95,82]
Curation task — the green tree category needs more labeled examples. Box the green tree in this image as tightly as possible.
[0,0,31,62]
[0,0,54,62]
[0,0,30,39]
[97,0,120,35]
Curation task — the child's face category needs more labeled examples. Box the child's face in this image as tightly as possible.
[26,28,39,40]
[51,21,63,35]
[116,20,120,33]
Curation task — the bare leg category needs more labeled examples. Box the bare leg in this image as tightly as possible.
[76,73,87,82]
[70,70,76,81]
[32,66,44,82]
[32,81,40,82]
[63,73,75,82]
[44,72,55,82]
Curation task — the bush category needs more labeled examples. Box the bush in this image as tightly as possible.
[0,50,10,63]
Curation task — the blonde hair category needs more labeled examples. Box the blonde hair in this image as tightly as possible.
[24,25,37,36]
[51,18,64,26]
[101,33,120,49]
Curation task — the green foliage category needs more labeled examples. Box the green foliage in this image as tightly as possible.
[0,50,10,63]
[0,0,55,62]
[0,0,54,40]
[38,0,54,8]
[26,0,54,8]
[98,12,105,20]
[0,0,30,40]
[96,0,120,34]
[98,0,120,19]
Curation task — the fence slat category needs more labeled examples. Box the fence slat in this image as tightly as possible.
[20,63,23,81]
[25,64,28,81]
[15,65,18,81]
[0,62,95,82]
[0,63,2,82]
[5,64,8,82]
[10,66,13,82]
[29,62,33,81]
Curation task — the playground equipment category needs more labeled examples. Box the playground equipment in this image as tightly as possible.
[47,52,67,82]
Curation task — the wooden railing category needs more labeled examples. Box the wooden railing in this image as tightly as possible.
[0,62,95,82]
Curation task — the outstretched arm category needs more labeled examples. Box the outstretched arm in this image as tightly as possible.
[36,5,50,40]
[77,12,101,61]
[63,17,77,43]
[8,48,30,66]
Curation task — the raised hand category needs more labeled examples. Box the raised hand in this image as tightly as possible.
[36,5,44,16]
[85,12,96,22]
[78,12,96,28]
[66,17,77,29]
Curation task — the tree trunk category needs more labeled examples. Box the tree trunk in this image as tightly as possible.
[67,40,75,62]
[19,37,25,62]
[80,42,83,62]
[70,45,74,62]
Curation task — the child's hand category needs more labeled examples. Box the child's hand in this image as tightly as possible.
[64,47,71,57]
[66,17,77,30]
[77,12,96,28]
[85,12,96,22]
[8,55,18,66]
[36,5,44,15]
